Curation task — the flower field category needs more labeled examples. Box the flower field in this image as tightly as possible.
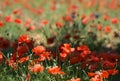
[0,0,120,81]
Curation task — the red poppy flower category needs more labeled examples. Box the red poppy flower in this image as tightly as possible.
[68,5,79,12]
[0,20,3,27]
[60,53,68,62]
[0,38,10,49]
[82,17,89,25]
[88,72,96,77]
[36,51,50,61]
[41,20,48,25]
[18,34,31,44]
[104,26,111,33]
[5,16,12,22]
[28,64,44,73]
[90,75,102,81]
[70,57,80,64]
[24,3,31,9]
[50,5,56,11]
[89,70,109,81]
[103,14,109,21]
[88,0,97,7]
[36,8,44,15]
[107,69,118,75]
[61,43,75,54]
[101,70,109,78]
[13,8,20,14]
[6,59,17,70]
[48,66,65,75]
[81,14,86,19]
[108,0,116,9]
[14,18,22,24]
[89,56,99,62]
[62,15,73,22]
[24,19,31,28]
[102,60,115,69]
[28,25,36,31]
[18,56,29,63]
[77,45,91,55]
[88,64,98,71]
[32,46,45,55]
[56,22,63,28]
[17,45,28,57]
[111,18,119,24]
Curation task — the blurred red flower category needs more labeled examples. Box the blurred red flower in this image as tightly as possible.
[111,18,119,24]
[104,26,111,33]
[97,24,102,31]
[56,22,63,28]
[0,51,3,62]
[0,20,4,27]
[14,18,22,24]
[5,16,12,22]
[41,20,48,25]
[82,17,89,25]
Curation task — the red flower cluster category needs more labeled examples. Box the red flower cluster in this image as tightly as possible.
[32,46,50,61]
[59,43,75,62]
[88,69,118,81]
